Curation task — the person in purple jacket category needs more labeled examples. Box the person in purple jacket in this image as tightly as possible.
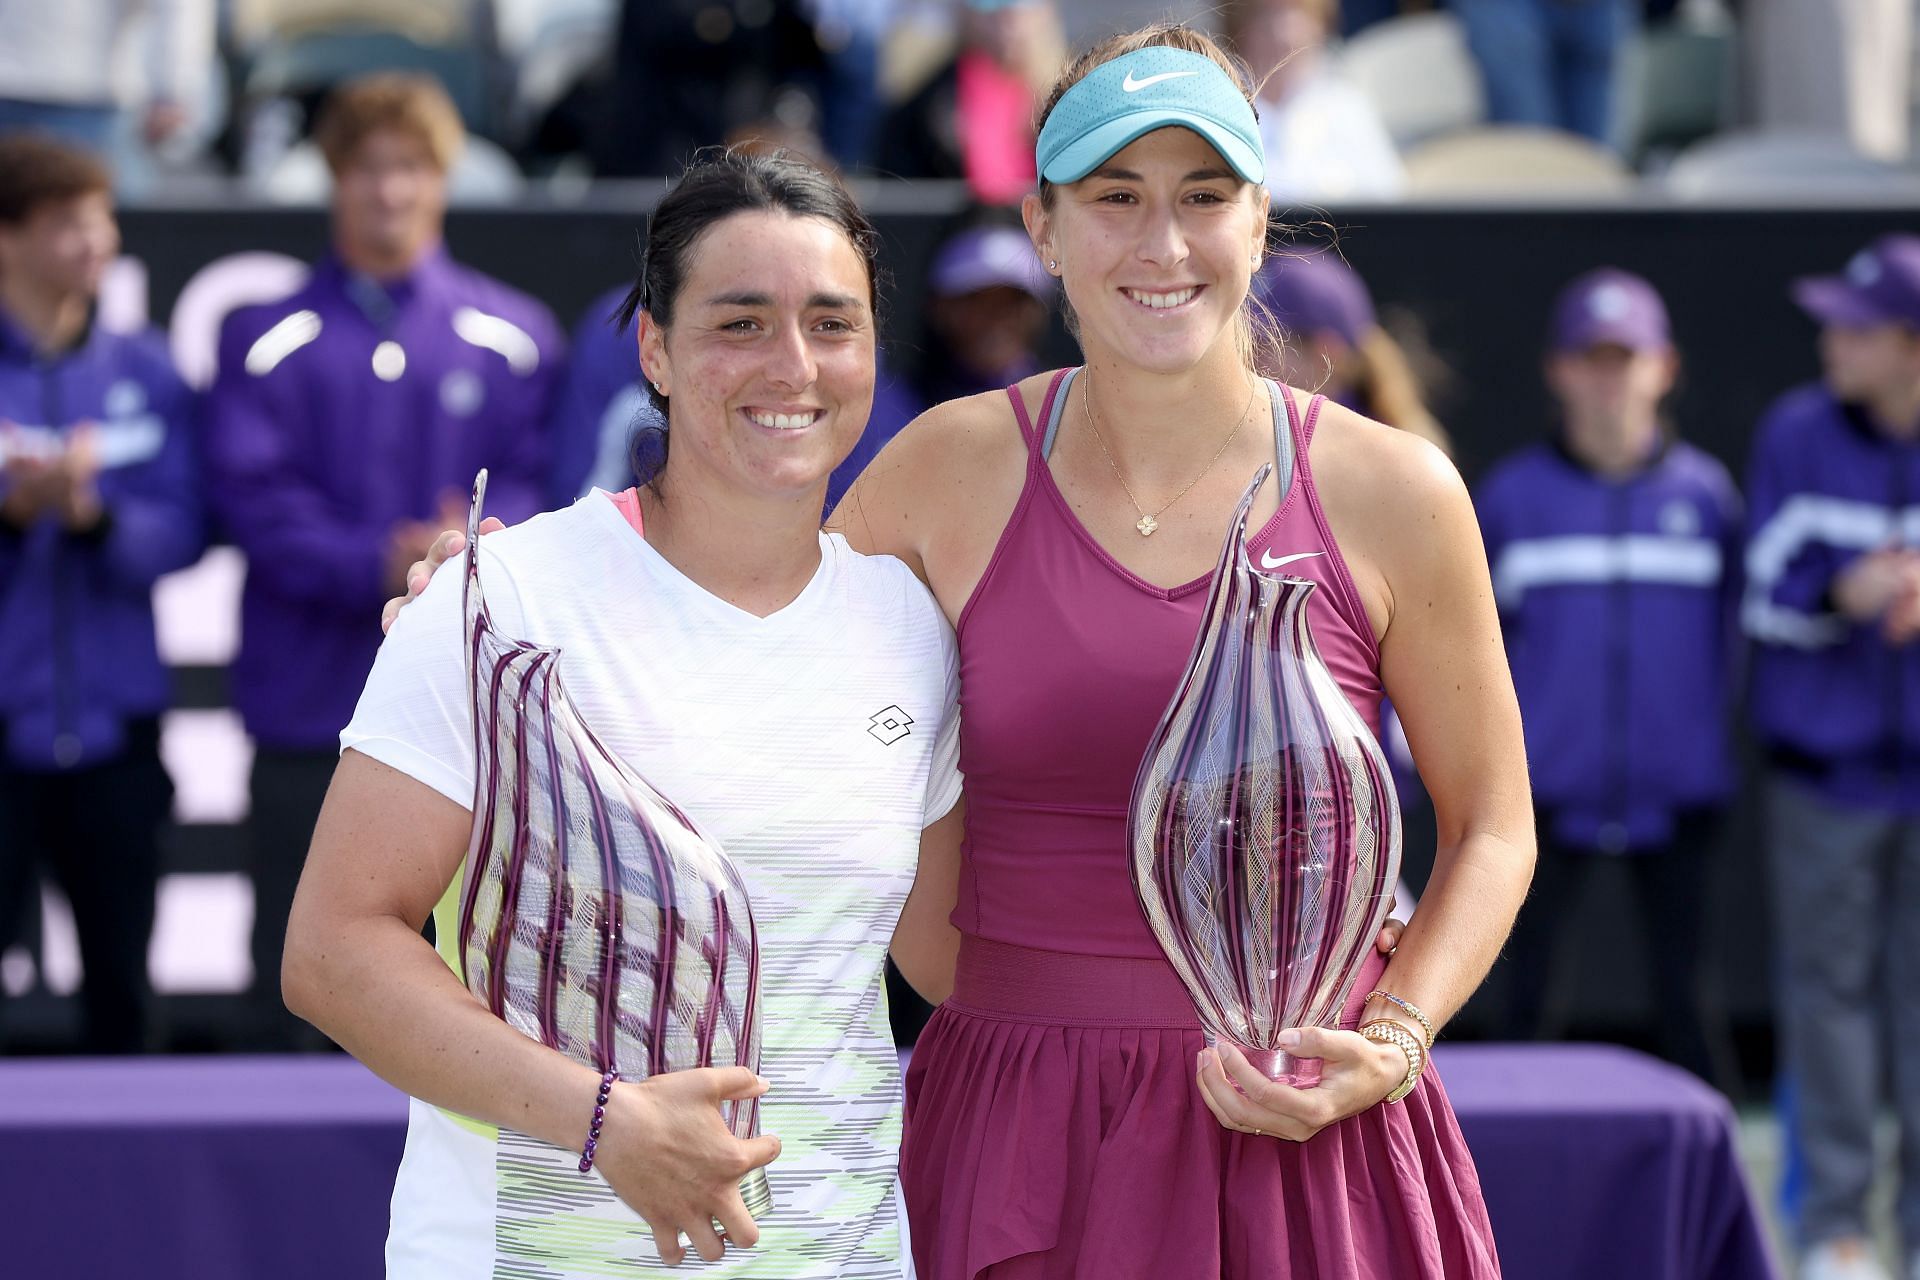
[204,74,561,1048]
[1746,234,1920,1280]
[0,135,203,1053]
[1478,268,1741,1088]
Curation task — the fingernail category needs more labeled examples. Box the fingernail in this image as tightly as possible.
[1276,1030,1302,1048]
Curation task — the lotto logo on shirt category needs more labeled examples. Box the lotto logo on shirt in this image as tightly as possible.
[868,705,913,745]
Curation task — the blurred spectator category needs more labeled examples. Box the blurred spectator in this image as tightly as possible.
[878,0,1065,203]
[1744,234,1920,1280]
[800,0,894,168]
[548,285,650,506]
[0,135,204,1053]
[1339,0,1430,36]
[1254,249,1448,453]
[1477,268,1740,1087]
[593,0,831,177]
[914,217,1053,405]
[0,0,214,158]
[1229,0,1405,201]
[204,75,560,1048]
[1745,0,1909,163]
[229,0,482,46]
[1449,0,1634,145]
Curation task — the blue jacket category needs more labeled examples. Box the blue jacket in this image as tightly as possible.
[205,247,561,749]
[1743,385,1920,811]
[0,309,204,771]
[1478,438,1742,850]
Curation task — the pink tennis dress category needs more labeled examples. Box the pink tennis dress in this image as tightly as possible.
[900,369,1502,1279]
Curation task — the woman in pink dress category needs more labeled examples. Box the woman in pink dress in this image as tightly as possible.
[834,24,1530,1279]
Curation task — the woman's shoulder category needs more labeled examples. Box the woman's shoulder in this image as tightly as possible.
[1304,396,1477,589]
[869,380,1035,472]
[822,535,957,665]
[827,376,1047,563]
[1309,397,1466,513]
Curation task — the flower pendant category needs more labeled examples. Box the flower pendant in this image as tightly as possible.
[1137,514,1159,536]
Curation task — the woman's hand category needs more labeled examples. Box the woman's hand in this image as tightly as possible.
[380,516,503,633]
[596,1066,783,1265]
[1375,908,1405,956]
[1193,1032,1407,1143]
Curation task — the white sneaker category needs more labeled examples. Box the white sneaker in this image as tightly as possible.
[1801,1239,1890,1280]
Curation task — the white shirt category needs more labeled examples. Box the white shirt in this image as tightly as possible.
[342,491,960,1278]
[0,0,213,107]
[1258,66,1407,203]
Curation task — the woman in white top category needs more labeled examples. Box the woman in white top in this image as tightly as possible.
[282,149,969,1278]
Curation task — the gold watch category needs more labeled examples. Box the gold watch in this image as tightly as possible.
[1359,1019,1426,1103]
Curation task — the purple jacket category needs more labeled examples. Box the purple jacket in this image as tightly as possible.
[0,310,204,771]
[1744,385,1920,811]
[205,248,560,749]
[1478,438,1742,851]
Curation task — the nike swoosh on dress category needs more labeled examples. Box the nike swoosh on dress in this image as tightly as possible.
[1260,550,1326,570]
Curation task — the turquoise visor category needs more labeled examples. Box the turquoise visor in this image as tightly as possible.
[1035,46,1265,186]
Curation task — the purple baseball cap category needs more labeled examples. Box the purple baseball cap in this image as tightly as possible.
[1792,235,1920,330]
[1550,268,1671,353]
[1254,251,1376,347]
[929,225,1053,300]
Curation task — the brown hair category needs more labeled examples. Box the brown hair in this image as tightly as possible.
[1352,326,1453,456]
[1033,24,1276,372]
[0,134,111,226]
[313,73,465,175]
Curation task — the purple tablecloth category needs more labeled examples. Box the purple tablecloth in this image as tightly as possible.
[0,1044,1778,1278]
[1436,1044,1780,1280]
[0,1056,407,1278]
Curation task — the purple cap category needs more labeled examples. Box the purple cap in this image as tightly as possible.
[1792,235,1920,330]
[929,226,1053,300]
[1550,268,1671,353]
[1254,251,1376,347]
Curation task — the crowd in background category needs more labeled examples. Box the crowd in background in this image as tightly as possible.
[0,0,1918,203]
[4,3,1920,1276]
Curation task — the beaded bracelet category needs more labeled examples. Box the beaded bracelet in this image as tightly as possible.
[1364,989,1435,1049]
[578,1069,620,1174]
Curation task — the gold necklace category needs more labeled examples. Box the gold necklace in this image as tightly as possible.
[1081,369,1256,536]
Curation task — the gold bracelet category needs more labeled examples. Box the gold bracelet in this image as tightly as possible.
[1365,989,1435,1048]
[1359,1019,1426,1103]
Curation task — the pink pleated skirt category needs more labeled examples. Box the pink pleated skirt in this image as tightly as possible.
[901,938,1503,1280]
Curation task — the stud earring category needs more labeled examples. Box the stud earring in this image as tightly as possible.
[1048,259,1059,272]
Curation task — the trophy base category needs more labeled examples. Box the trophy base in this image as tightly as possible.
[1209,1034,1324,1089]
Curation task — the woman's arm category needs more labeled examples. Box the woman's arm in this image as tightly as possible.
[284,750,781,1265]
[1360,439,1535,1035]
[890,800,966,1004]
